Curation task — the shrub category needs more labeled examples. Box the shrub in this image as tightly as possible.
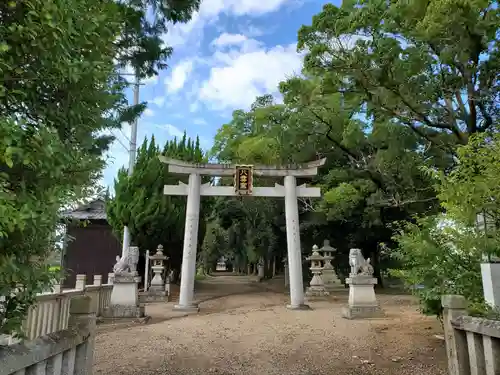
[390,215,486,319]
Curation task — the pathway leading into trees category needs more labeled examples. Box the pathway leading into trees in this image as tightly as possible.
[93,275,448,375]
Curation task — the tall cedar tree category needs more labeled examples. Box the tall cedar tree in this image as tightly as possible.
[107,134,207,275]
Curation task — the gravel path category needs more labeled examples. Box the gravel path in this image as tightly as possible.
[94,276,447,375]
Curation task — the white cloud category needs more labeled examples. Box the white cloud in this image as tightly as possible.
[215,0,295,16]
[199,41,303,110]
[156,124,184,138]
[212,33,248,47]
[162,0,295,49]
[148,96,165,107]
[211,33,263,54]
[193,118,208,126]
[144,108,155,117]
[165,60,194,93]
[238,24,266,38]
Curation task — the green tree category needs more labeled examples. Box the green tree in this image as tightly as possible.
[285,0,499,295]
[0,120,98,337]
[0,0,199,336]
[200,221,228,274]
[0,0,122,338]
[298,0,499,150]
[393,134,500,318]
[107,134,207,274]
[0,0,201,156]
[209,97,297,278]
[439,133,500,232]
[211,90,442,284]
[391,215,485,319]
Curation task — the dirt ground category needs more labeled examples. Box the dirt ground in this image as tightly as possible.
[93,275,447,375]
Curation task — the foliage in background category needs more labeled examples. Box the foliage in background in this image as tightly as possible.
[107,134,207,274]
[439,133,500,242]
[209,87,442,282]
[392,134,500,318]
[0,0,199,336]
[207,0,499,296]
[200,221,228,273]
[391,216,486,319]
[298,0,499,146]
[0,121,92,337]
[2,0,498,338]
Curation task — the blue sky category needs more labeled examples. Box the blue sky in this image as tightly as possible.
[102,0,336,188]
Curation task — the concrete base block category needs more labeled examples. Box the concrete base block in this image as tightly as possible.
[342,305,384,319]
[97,315,151,325]
[139,293,169,303]
[149,286,167,294]
[324,283,345,291]
[286,303,311,310]
[102,304,145,318]
[305,286,330,297]
[173,303,200,313]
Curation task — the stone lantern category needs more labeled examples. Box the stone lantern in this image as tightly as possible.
[149,244,168,296]
[257,257,265,280]
[319,240,343,291]
[283,257,289,287]
[305,245,329,297]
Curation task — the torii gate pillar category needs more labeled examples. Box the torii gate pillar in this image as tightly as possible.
[160,157,326,311]
[178,173,201,311]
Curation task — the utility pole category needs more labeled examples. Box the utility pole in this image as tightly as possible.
[121,73,140,256]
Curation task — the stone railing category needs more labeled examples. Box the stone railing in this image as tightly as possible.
[442,295,500,375]
[0,295,95,375]
[0,273,113,345]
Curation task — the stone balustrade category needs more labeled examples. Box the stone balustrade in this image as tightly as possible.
[442,295,500,375]
[0,295,95,375]
[0,273,113,346]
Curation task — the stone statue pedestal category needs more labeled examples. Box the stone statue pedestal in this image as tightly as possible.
[342,275,383,319]
[103,272,145,318]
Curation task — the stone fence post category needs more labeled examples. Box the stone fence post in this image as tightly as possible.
[442,295,469,375]
[93,275,102,286]
[68,295,96,375]
[75,274,87,291]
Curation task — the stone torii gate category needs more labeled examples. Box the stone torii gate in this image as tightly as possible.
[159,156,326,312]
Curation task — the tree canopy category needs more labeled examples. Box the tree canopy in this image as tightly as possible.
[205,0,500,315]
[0,0,199,336]
[298,0,499,147]
[107,134,207,274]
[3,0,499,337]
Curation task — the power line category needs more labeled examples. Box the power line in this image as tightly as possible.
[118,128,131,143]
[111,130,130,152]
